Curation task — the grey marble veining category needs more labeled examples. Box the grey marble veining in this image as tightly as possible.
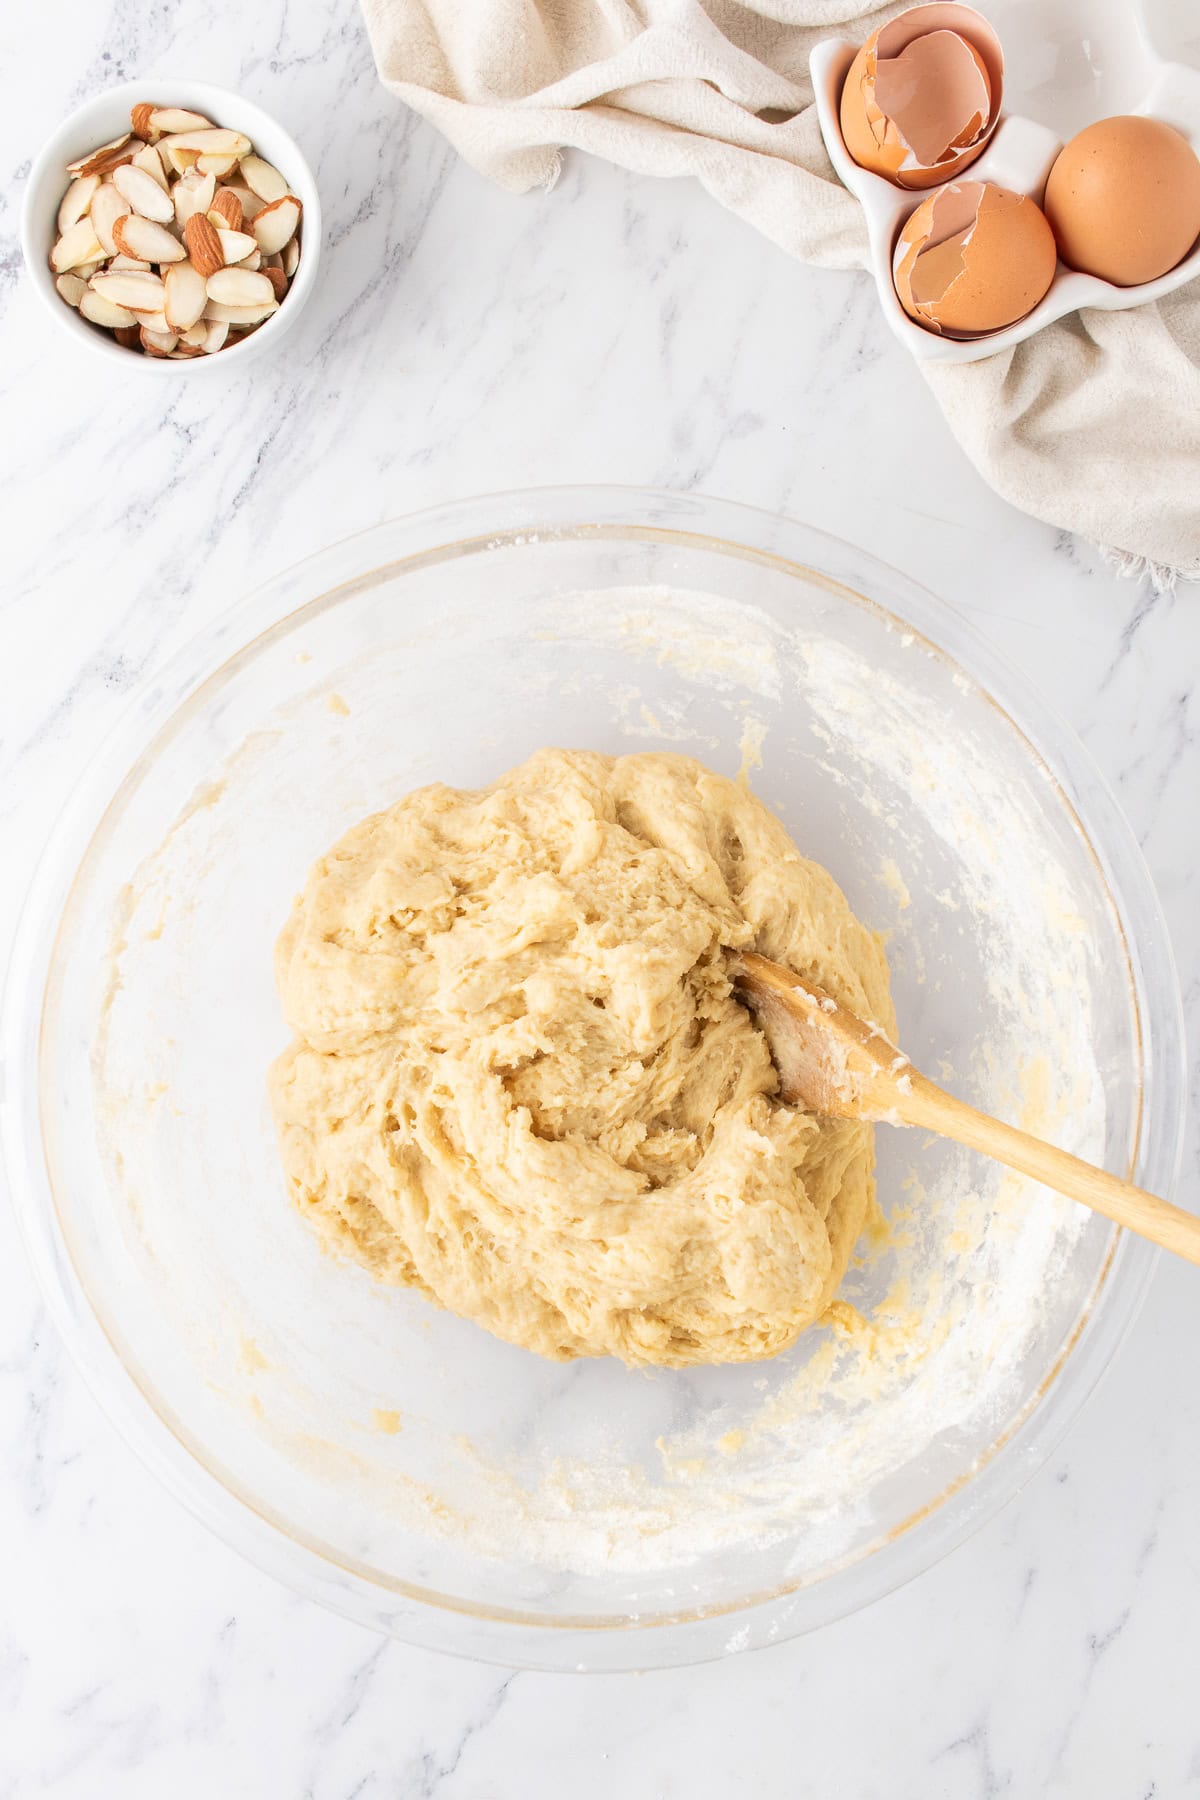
[2,0,1199,1794]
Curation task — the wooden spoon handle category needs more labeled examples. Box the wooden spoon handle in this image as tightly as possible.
[901,1075,1200,1266]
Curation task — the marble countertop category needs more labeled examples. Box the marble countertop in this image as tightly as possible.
[2,1,1198,1794]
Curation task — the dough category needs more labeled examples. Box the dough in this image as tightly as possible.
[269,750,894,1368]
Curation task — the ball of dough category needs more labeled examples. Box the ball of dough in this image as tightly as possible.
[269,750,894,1368]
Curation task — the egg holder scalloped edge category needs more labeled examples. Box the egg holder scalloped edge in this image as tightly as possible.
[810,35,1200,364]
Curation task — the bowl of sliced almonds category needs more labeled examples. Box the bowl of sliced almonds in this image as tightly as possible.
[22,79,320,368]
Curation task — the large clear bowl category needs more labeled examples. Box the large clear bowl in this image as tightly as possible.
[1,489,1184,1670]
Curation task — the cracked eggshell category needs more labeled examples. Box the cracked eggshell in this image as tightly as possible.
[839,3,1003,191]
[894,182,1058,338]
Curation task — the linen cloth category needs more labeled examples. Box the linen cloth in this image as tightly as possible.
[361,0,1200,580]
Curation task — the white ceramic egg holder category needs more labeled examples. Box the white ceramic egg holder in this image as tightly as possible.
[810,34,1200,363]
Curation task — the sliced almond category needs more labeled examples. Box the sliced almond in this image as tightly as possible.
[161,127,251,157]
[221,183,263,221]
[173,169,216,228]
[252,194,301,256]
[196,153,240,178]
[210,188,243,231]
[89,269,166,312]
[112,161,176,223]
[50,217,102,273]
[203,297,278,324]
[57,172,100,233]
[214,227,256,265]
[148,107,213,135]
[162,143,199,177]
[238,154,289,203]
[163,259,208,330]
[205,266,275,307]
[113,213,186,264]
[131,140,171,192]
[54,106,284,359]
[183,212,224,277]
[55,271,88,307]
[140,325,179,355]
[79,288,137,329]
[90,182,130,257]
[66,132,136,178]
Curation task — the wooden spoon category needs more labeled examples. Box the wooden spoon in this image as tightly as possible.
[734,951,1200,1267]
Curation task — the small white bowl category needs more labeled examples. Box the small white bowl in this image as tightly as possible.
[22,79,321,374]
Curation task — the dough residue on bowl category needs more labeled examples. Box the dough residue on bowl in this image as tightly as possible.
[268,748,894,1367]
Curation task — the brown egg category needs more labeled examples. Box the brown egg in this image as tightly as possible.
[894,182,1058,336]
[1044,115,1200,287]
[839,3,1003,190]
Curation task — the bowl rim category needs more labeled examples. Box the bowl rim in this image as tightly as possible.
[0,486,1186,1669]
[20,76,321,375]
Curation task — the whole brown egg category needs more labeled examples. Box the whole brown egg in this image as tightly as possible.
[1044,115,1200,287]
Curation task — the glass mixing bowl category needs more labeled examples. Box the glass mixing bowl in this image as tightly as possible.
[2,489,1184,1670]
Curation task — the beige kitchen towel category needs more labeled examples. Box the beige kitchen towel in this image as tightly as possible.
[361,0,1200,582]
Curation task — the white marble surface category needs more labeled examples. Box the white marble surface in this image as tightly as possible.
[2,1,1199,1794]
